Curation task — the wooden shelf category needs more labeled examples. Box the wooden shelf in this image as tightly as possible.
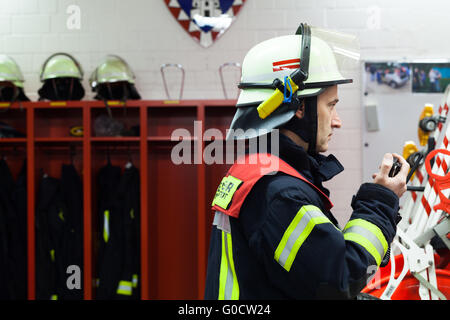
[90,137,141,142]
[0,138,27,143]
[34,137,84,143]
[31,101,84,109]
[147,136,198,142]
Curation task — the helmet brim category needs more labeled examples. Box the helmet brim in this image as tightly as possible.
[227,102,296,140]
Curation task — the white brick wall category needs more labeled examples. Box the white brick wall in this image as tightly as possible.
[2,0,450,225]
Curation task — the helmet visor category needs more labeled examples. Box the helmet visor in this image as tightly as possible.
[237,26,360,106]
[95,55,136,85]
[309,26,360,86]
[0,55,25,83]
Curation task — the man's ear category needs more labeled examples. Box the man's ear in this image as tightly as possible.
[295,100,305,119]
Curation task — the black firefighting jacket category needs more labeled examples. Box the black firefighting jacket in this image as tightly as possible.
[205,133,399,299]
[35,164,83,300]
[0,159,27,300]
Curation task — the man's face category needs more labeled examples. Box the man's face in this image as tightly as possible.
[316,85,341,153]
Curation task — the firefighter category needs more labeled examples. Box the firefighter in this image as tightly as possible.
[205,23,409,299]
[38,52,85,101]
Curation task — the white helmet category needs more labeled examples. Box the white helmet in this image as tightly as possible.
[228,23,359,142]
[238,34,351,105]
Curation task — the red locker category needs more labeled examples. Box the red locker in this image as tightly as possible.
[0,99,236,300]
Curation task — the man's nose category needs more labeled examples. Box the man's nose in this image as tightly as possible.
[331,111,342,128]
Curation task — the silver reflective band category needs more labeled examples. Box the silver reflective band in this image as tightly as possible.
[103,210,110,243]
[213,210,231,233]
[344,225,385,263]
[224,234,234,299]
[275,205,330,272]
[218,230,239,300]
[116,280,132,296]
[343,219,388,266]
[277,210,323,268]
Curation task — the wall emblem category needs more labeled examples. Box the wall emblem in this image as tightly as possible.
[164,0,246,48]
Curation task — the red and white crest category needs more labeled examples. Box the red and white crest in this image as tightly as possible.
[164,0,247,48]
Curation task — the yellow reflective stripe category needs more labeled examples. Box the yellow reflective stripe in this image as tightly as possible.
[344,233,382,266]
[50,249,55,262]
[116,280,133,296]
[132,274,138,288]
[218,231,228,300]
[212,175,243,209]
[103,210,110,243]
[218,231,239,300]
[58,210,64,221]
[50,294,58,300]
[226,232,239,300]
[275,205,330,272]
[344,219,388,252]
[343,219,388,266]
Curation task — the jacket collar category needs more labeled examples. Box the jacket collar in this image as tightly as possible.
[277,133,344,193]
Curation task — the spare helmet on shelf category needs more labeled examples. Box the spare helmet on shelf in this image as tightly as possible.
[38,52,85,101]
[0,55,30,111]
[89,54,141,102]
[90,55,141,136]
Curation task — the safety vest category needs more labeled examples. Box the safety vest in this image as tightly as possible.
[212,153,333,218]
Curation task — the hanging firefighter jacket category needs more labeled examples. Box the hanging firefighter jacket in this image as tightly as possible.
[35,163,83,300]
[96,161,140,300]
[35,174,62,300]
[0,158,27,300]
[9,160,27,299]
[0,122,26,138]
[58,164,84,299]
[120,163,141,299]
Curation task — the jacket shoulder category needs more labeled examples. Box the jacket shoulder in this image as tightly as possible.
[251,172,324,209]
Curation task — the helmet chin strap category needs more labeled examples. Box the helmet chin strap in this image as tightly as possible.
[281,95,318,155]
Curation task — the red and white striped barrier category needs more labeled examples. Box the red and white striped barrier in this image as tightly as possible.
[379,86,450,300]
